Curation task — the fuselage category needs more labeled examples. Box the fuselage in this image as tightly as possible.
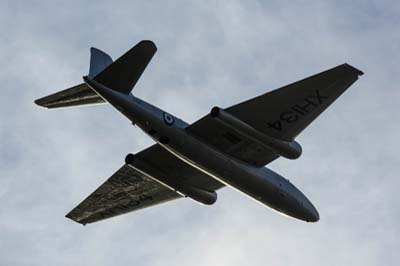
[85,78,319,222]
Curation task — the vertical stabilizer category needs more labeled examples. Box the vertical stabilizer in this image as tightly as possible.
[89,47,113,78]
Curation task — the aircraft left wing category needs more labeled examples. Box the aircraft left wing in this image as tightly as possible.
[66,164,181,225]
[66,144,224,224]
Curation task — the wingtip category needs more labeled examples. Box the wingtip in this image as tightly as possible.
[65,212,86,225]
[139,40,157,51]
[65,212,74,220]
[343,63,364,76]
[34,98,49,108]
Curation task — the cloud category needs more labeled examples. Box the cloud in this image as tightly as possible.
[0,0,399,265]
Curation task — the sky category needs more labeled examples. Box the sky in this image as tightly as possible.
[1,0,399,265]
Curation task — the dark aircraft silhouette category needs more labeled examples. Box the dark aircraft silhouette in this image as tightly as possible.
[35,41,363,224]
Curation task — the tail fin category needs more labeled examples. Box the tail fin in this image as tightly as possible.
[89,47,113,78]
[93,40,157,94]
[35,40,157,109]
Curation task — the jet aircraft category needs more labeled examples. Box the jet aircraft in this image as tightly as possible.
[35,40,363,224]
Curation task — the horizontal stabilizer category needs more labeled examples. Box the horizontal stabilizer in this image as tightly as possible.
[93,40,157,94]
[34,83,105,109]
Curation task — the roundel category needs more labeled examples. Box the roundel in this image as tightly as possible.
[163,112,175,125]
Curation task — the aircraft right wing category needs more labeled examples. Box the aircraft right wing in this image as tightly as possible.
[66,144,224,225]
[225,63,364,141]
[187,64,363,166]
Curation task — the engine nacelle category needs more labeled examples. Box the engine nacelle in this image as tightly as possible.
[125,153,217,205]
[179,186,217,205]
[210,107,302,159]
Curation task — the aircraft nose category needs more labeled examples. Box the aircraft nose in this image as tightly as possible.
[302,199,319,222]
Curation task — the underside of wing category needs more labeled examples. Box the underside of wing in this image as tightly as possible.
[226,63,363,141]
[187,64,363,166]
[187,117,279,166]
[66,164,181,224]
[66,144,224,224]
[35,83,105,109]
[134,144,224,191]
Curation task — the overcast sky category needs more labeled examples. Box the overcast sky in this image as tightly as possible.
[1,1,399,265]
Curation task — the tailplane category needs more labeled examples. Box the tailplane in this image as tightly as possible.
[34,82,105,109]
[92,40,156,94]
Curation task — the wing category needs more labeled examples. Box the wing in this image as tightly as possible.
[66,164,180,225]
[35,83,105,109]
[134,144,224,191]
[188,116,279,166]
[187,63,363,166]
[66,144,223,224]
